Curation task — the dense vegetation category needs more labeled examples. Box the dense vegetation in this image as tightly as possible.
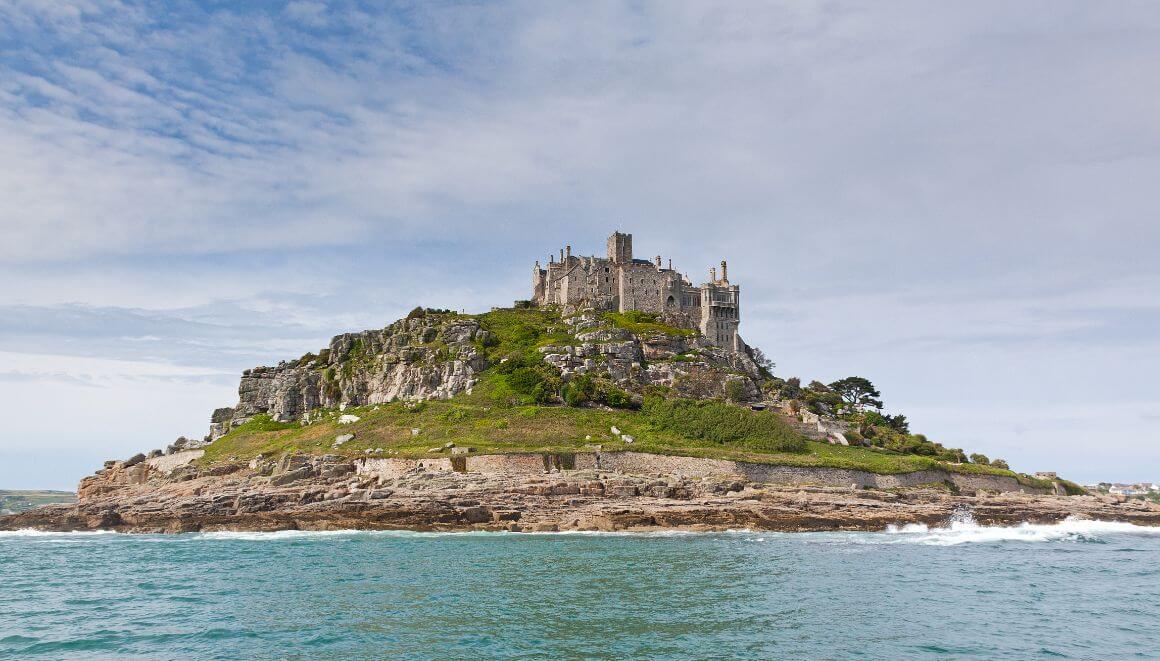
[201,305,1056,488]
[642,397,805,453]
[765,376,1015,470]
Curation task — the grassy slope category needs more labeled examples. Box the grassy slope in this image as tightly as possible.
[0,490,76,513]
[201,306,1052,489]
[202,400,1047,485]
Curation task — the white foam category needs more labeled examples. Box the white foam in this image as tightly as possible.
[879,516,1160,546]
[0,529,119,538]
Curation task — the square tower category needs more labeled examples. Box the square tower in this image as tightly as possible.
[606,231,632,264]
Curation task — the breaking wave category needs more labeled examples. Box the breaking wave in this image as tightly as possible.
[879,514,1160,546]
[3,517,1157,545]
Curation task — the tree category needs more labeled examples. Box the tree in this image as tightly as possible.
[886,414,909,433]
[779,377,802,399]
[748,346,775,378]
[828,377,883,411]
[969,453,989,465]
[990,458,1010,470]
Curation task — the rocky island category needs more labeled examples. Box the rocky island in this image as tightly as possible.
[5,232,1158,533]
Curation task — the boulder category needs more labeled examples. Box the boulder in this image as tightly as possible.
[123,453,147,468]
[269,467,313,487]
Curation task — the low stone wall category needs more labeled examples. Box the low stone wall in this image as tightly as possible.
[354,451,1047,494]
[146,450,204,475]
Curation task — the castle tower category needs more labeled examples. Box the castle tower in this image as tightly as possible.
[533,231,744,352]
[606,231,632,264]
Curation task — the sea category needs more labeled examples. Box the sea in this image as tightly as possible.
[1,516,1158,659]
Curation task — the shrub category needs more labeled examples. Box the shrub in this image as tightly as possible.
[990,458,1010,470]
[642,396,806,453]
[562,373,636,409]
[725,379,749,403]
[969,453,990,465]
[406,306,426,320]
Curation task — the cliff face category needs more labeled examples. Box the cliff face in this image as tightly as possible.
[210,315,492,439]
[540,311,762,401]
[207,309,765,442]
[9,448,1158,534]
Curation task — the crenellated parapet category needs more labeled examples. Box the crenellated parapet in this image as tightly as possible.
[532,231,744,352]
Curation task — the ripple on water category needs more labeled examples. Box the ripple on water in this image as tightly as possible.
[0,519,1157,657]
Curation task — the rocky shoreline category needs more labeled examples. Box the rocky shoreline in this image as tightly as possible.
[3,452,1158,534]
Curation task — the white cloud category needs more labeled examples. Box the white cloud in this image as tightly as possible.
[1,1,1158,486]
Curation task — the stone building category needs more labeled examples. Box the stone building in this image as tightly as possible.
[532,231,743,351]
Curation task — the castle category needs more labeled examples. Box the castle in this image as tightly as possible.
[532,231,742,351]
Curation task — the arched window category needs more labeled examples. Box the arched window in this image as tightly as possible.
[666,295,675,307]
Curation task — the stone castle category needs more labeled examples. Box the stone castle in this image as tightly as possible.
[532,231,742,351]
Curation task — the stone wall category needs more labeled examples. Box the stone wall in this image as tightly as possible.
[354,451,1048,494]
[146,450,205,475]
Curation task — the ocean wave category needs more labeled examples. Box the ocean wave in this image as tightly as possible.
[879,516,1160,546]
[0,529,119,538]
[3,519,1157,544]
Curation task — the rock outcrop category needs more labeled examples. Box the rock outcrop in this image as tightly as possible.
[5,451,1158,534]
[539,312,763,401]
[209,315,490,439]
[206,310,764,441]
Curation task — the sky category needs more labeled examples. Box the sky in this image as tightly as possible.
[2,1,1158,489]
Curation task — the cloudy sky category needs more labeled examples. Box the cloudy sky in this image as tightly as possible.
[2,1,1158,489]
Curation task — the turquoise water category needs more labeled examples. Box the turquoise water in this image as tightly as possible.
[2,519,1158,659]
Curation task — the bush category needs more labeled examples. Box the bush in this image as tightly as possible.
[406,306,426,320]
[643,396,806,453]
[969,453,990,465]
[563,373,636,409]
[990,458,1010,470]
[725,379,749,402]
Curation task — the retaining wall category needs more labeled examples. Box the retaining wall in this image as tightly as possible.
[354,451,1048,494]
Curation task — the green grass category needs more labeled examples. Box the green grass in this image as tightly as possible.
[474,307,576,359]
[201,398,1040,484]
[602,310,696,337]
[199,304,1052,487]
[0,489,76,514]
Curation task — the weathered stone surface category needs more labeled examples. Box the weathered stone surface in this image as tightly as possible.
[207,314,489,437]
[9,450,1158,534]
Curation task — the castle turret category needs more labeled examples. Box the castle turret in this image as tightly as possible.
[533,230,744,352]
[607,231,632,264]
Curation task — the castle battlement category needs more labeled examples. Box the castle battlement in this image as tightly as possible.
[532,231,742,351]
